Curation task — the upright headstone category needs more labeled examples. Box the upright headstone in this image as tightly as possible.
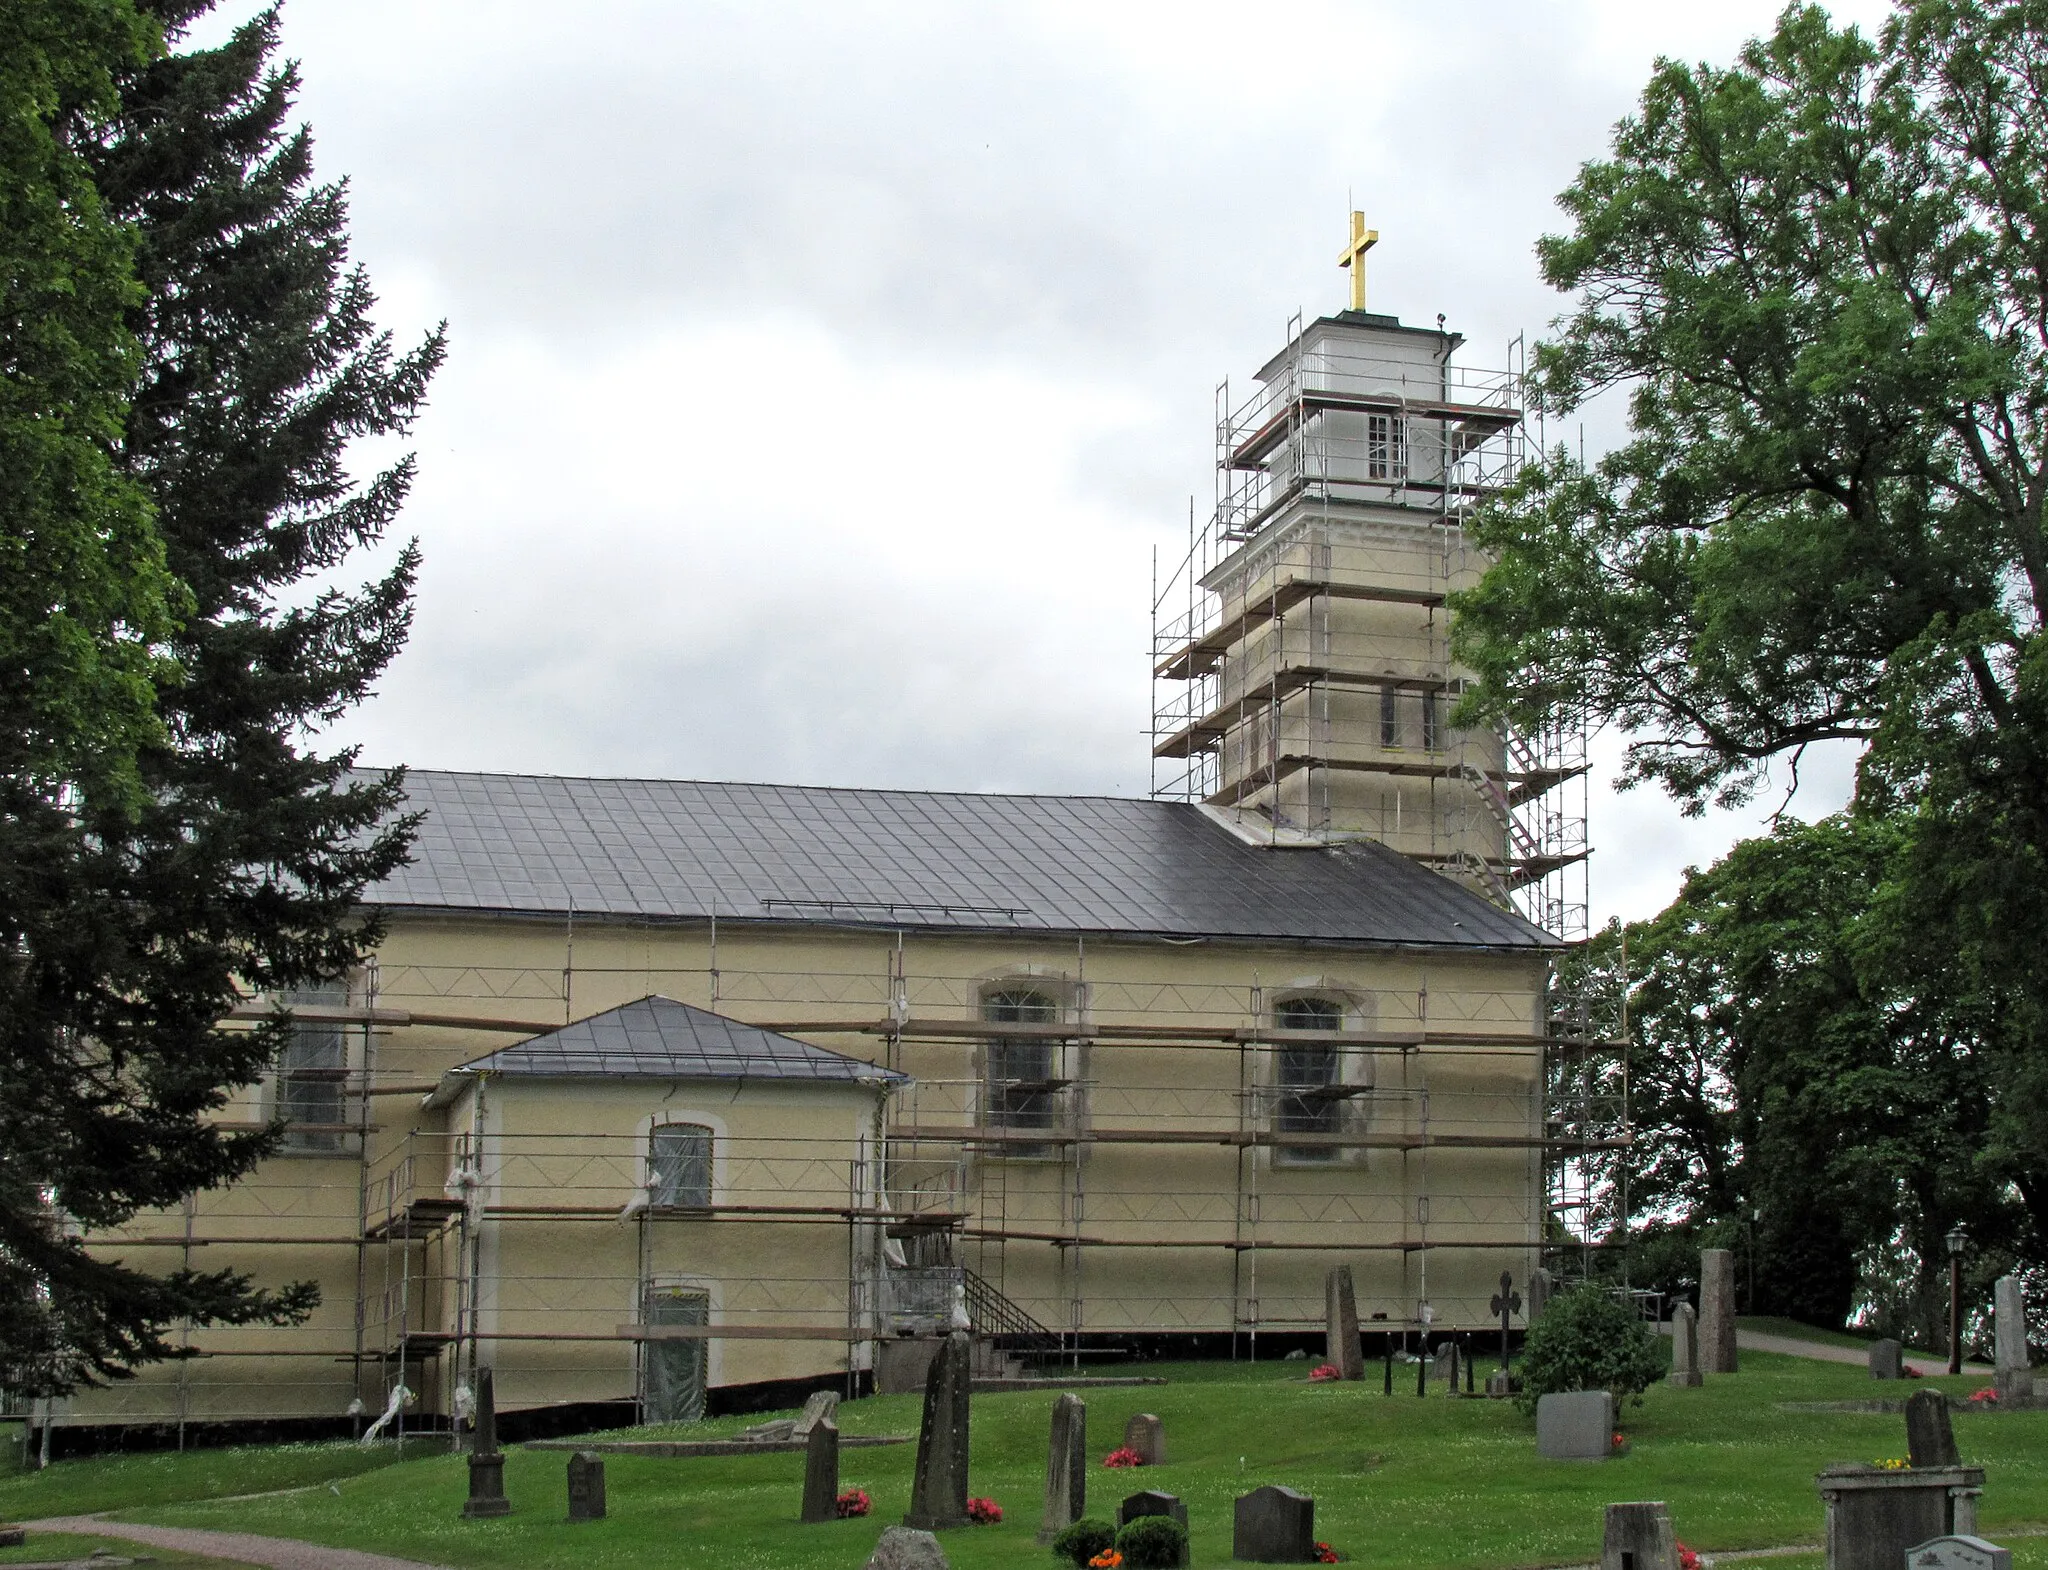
[0,1525,24,1550]
[566,1451,605,1522]
[1992,1276,2029,1401]
[1529,1267,1555,1322]
[1699,1249,1738,1374]
[1124,1412,1166,1466]
[797,1389,841,1432]
[1233,1485,1316,1563]
[1601,1501,1679,1570]
[1907,1536,2013,1570]
[1818,1463,1983,1570]
[1324,1267,1363,1381]
[1668,1302,1702,1388]
[801,1417,841,1524]
[1536,1390,1616,1461]
[867,1526,952,1570]
[462,1366,511,1518]
[1432,1342,1459,1385]
[1905,1389,1960,1469]
[1038,1393,1087,1543]
[904,1329,971,1530]
[1121,1491,1190,1531]
[1870,1339,1904,1381]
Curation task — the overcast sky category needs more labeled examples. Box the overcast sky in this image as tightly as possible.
[213,0,1893,928]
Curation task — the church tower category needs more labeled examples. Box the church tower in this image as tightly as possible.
[1152,215,1588,937]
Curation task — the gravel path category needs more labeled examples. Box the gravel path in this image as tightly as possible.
[1657,1320,1991,1378]
[28,1517,448,1570]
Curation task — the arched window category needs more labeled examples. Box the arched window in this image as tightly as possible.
[1421,689,1442,753]
[1273,996,1344,1163]
[983,988,1058,1133]
[1380,682,1402,748]
[649,1122,713,1207]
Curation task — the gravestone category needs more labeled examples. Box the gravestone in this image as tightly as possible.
[903,1328,971,1529]
[1601,1501,1679,1570]
[1124,1412,1166,1466]
[1233,1484,1316,1563]
[1907,1536,2012,1570]
[1324,1267,1363,1381]
[1817,1463,1984,1570]
[566,1451,605,1521]
[1529,1267,1555,1322]
[797,1389,841,1432]
[1699,1250,1738,1374]
[1993,1276,2030,1401]
[867,1525,952,1570]
[1870,1339,1904,1381]
[1905,1389,1960,1469]
[1536,1390,1615,1461]
[1433,1342,1459,1385]
[1122,1490,1190,1531]
[1668,1302,1702,1388]
[1038,1393,1087,1543]
[0,1526,23,1550]
[802,1417,840,1524]
[462,1366,512,1518]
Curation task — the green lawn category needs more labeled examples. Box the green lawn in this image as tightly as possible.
[2,1354,2042,1570]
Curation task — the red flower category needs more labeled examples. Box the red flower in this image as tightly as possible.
[835,1487,871,1518]
[1314,1542,1340,1564]
[1677,1542,1699,1570]
[1904,1365,1924,1378]
[1612,1432,1626,1449]
[1307,1363,1342,1382]
[1103,1446,1146,1468]
[967,1497,1004,1524]
[1968,1387,1999,1404]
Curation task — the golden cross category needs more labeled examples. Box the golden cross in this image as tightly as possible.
[1337,210,1379,312]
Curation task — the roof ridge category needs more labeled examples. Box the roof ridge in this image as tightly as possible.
[369,765,1169,810]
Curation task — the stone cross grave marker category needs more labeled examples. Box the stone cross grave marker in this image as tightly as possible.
[1908,1536,2012,1570]
[1905,1388,1960,1469]
[566,1451,605,1522]
[1669,1302,1702,1387]
[904,1329,972,1529]
[1537,1390,1615,1461]
[1601,1501,1679,1570]
[1124,1412,1166,1466]
[1325,1266,1363,1380]
[462,1366,512,1518]
[1233,1484,1316,1563]
[1038,1393,1087,1543]
[1490,1271,1522,1374]
[1699,1250,1738,1374]
[1870,1339,1904,1381]
[802,1417,840,1524]
[1993,1276,2030,1400]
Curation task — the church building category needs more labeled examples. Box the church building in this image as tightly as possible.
[68,223,1598,1440]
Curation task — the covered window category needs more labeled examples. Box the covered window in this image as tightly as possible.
[1366,413,1406,481]
[642,1284,709,1422]
[983,987,1060,1146]
[1274,996,1343,1163]
[1380,683,1402,748]
[1421,690,1442,753]
[277,980,349,1153]
[649,1122,713,1207]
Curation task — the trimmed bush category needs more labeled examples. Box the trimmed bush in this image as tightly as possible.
[1116,1515,1189,1570]
[1052,1518,1119,1567]
[1516,1282,1664,1414]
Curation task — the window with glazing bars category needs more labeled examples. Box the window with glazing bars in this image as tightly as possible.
[983,988,1058,1132]
[649,1122,713,1207]
[1366,412,1406,480]
[278,980,349,1152]
[1274,997,1343,1161]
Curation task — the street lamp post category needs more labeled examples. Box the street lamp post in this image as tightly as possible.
[1946,1225,1968,1375]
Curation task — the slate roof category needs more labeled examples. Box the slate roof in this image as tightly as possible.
[369,770,1559,952]
[451,995,905,1085]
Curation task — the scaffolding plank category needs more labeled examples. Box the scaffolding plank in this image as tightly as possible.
[1155,577,1447,680]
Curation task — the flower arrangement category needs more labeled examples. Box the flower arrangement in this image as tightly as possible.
[1307,1363,1342,1382]
[966,1496,1003,1524]
[1052,1519,1118,1568]
[1314,1542,1341,1564]
[1103,1445,1146,1468]
[1612,1432,1626,1449]
[1968,1387,2000,1405]
[1904,1365,1924,1378]
[835,1487,871,1517]
[1873,1457,1910,1471]
[1676,1542,1699,1570]
[1088,1552,1124,1569]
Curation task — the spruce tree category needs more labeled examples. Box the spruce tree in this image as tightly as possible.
[2,0,444,1396]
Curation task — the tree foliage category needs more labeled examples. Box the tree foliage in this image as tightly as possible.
[1451,0,2048,1303]
[1516,1283,1665,1413]
[2,0,442,1397]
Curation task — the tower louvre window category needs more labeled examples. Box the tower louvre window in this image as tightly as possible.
[1422,690,1442,752]
[1380,683,1402,748]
